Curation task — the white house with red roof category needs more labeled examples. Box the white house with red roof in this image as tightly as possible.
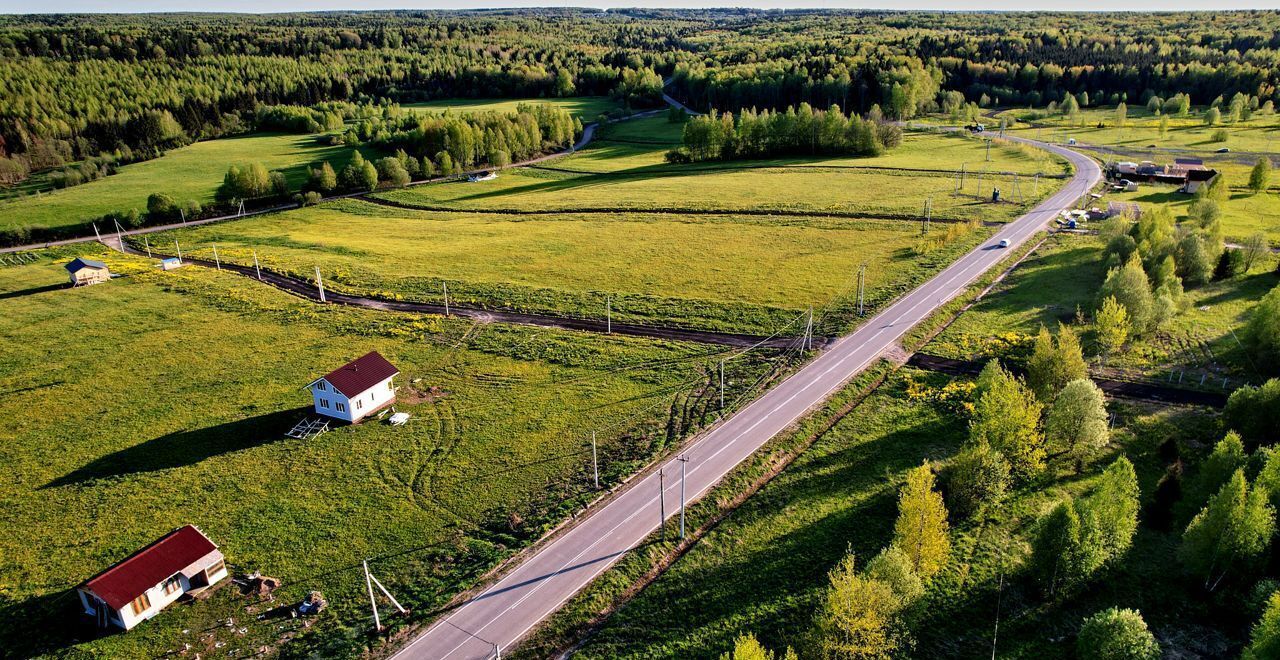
[77,525,227,630]
[308,351,399,423]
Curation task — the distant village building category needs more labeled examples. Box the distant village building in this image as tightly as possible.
[65,257,110,286]
[308,351,400,423]
[1106,158,1218,194]
[77,525,227,631]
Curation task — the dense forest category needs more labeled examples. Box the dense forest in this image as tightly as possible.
[1,9,1279,173]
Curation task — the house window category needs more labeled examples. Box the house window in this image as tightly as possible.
[335,402,346,413]
[387,381,394,391]
[162,575,182,595]
[207,559,225,577]
[316,381,327,392]
[130,593,152,615]
[319,399,329,409]
[356,399,364,410]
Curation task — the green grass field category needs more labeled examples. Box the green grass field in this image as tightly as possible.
[0,133,374,233]
[570,368,1230,659]
[402,96,620,119]
[136,198,991,335]
[1000,106,1280,154]
[374,120,1067,223]
[0,248,781,658]
[928,233,1277,387]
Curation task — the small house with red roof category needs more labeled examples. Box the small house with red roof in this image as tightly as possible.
[77,525,227,630]
[308,351,399,423]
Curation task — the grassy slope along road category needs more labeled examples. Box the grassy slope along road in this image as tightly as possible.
[389,138,1101,659]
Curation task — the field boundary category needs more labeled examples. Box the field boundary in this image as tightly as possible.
[116,242,823,349]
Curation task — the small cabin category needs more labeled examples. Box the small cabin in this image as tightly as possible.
[77,525,227,631]
[1181,169,1220,194]
[66,257,110,286]
[308,351,399,424]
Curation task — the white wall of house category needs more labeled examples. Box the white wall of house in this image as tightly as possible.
[311,376,396,423]
[78,554,227,630]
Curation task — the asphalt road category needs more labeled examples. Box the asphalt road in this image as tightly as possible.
[388,139,1102,660]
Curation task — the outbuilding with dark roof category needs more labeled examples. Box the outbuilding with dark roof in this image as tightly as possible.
[65,257,111,286]
[77,525,227,630]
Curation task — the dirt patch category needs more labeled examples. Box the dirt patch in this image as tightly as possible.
[400,381,448,405]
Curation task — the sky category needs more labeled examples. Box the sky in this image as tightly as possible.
[2,0,1277,12]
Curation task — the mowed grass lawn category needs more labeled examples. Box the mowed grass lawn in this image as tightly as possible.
[572,369,1229,659]
[402,95,620,119]
[1002,105,1280,153]
[142,198,991,334]
[376,120,1069,223]
[0,132,373,233]
[928,233,1279,385]
[0,250,741,658]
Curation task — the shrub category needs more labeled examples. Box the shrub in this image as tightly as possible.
[1076,608,1160,660]
[947,441,1010,518]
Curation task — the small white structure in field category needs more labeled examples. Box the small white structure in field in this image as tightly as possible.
[66,257,110,286]
[77,525,227,631]
[467,171,498,182]
[160,257,182,271]
[308,351,399,423]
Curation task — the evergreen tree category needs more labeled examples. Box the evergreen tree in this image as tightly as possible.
[892,462,950,581]
[1076,608,1160,660]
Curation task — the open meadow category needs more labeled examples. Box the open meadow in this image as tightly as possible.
[375,119,1069,223]
[0,248,782,658]
[0,133,374,234]
[402,96,619,119]
[1000,105,1280,154]
[133,117,1070,336]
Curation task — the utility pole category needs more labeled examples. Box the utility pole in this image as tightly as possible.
[659,468,666,542]
[804,306,814,351]
[315,266,326,303]
[443,282,450,316]
[856,264,867,316]
[179,208,187,226]
[252,250,262,280]
[113,219,125,252]
[678,455,689,539]
[212,243,221,271]
[92,222,102,244]
[606,294,612,334]
[985,138,992,162]
[363,559,381,632]
[591,431,600,489]
[143,235,152,258]
[174,240,183,262]
[718,359,725,411]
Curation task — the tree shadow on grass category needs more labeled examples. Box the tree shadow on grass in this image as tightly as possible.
[0,282,65,299]
[42,407,309,489]
[586,414,962,658]
[1194,271,1278,308]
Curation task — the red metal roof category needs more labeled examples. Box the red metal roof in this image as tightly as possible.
[82,525,219,611]
[320,351,399,398]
